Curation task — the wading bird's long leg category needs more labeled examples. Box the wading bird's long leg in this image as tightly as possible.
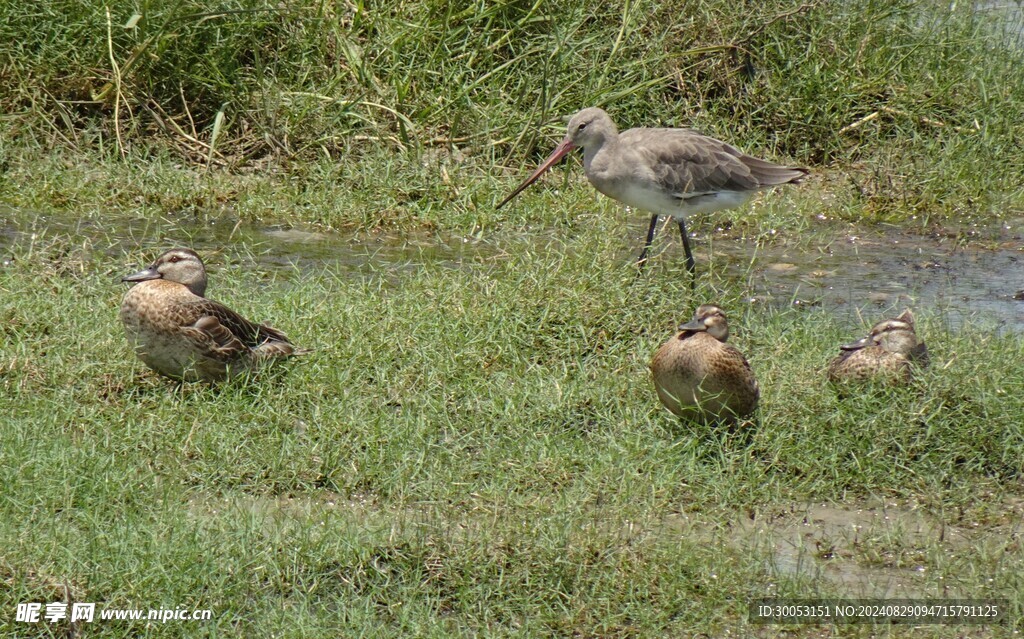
[677,218,696,285]
[636,214,661,271]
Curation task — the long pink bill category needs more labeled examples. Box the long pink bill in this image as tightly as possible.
[495,137,576,209]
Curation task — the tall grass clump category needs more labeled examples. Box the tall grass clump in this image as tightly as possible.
[0,0,1021,225]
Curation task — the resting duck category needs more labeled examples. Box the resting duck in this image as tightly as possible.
[650,304,759,422]
[120,248,307,382]
[827,309,928,385]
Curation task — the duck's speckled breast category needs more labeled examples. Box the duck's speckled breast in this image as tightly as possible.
[120,280,219,381]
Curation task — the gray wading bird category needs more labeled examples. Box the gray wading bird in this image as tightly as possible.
[497,107,807,279]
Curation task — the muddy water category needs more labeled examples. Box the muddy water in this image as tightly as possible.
[665,499,1024,599]
[979,0,1024,47]
[186,488,1024,600]
[0,206,496,276]
[700,221,1024,332]
[743,504,954,598]
[2,206,1022,331]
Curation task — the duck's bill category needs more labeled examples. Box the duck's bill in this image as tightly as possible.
[495,137,576,209]
[678,319,708,332]
[122,266,162,283]
[839,336,871,351]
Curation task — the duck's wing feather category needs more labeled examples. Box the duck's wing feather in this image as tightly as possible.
[721,343,760,394]
[180,315,250,361]
[184,298,293,348]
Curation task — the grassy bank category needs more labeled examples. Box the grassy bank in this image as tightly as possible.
[2,0,1024,636]
[1,0,1022,229]
[1,228,1023,636]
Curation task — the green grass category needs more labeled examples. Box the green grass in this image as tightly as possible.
[1,0,1022,228]
[1,225,1022,636]
[1,0,1023,635]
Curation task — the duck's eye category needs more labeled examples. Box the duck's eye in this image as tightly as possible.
[169,256,180,263]
[577,122,588,131]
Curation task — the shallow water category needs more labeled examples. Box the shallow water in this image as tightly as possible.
[665,498,1023,599]
[187,489,1023,600]
[698,220,1024,332]
[977,0,1024,47]
[0,205,497,276]
[2,206,1022,331]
